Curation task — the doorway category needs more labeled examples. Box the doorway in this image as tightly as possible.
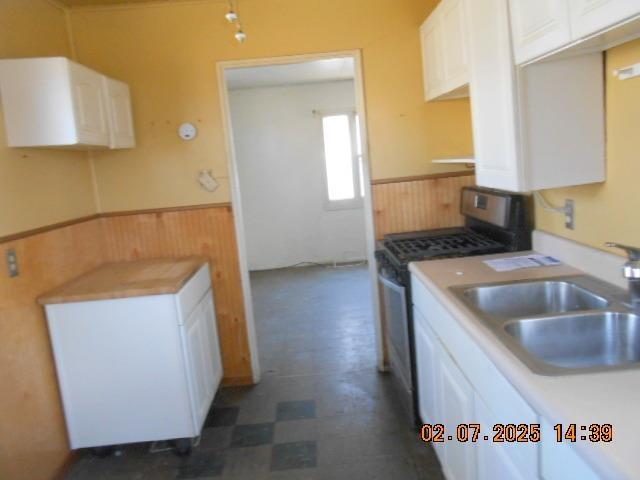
[217,51,382,383]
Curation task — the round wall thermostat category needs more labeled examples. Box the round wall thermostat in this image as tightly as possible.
[178,123,197,141]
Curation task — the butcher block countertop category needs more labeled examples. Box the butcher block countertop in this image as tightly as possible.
[38,257,208,305]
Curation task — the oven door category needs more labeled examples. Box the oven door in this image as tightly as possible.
[378,270,414,414]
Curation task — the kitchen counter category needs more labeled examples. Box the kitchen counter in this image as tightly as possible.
[410,251,638,479]
[38,257,208,305]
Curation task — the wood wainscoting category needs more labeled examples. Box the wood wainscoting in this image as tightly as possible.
[372,171,476,239]
[99,206,252,384]
[0,219,105,480]
[0,204,251,480]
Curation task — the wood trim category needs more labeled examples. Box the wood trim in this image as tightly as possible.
[0,203,232,244]
[221,375,254,387]
[100,202,232,218]
[371,170,474,186]
[0,214,101,244]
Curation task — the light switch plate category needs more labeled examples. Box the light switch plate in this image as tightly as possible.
[6,249,19,278]
[564,199,575,230]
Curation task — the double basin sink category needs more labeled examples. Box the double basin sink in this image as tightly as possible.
[450,275,640,375]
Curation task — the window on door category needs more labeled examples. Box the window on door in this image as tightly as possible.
[321,112,365,210]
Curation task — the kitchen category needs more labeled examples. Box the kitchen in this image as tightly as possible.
[1,0,639,479]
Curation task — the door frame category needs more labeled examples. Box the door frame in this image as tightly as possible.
[216,50,383,383]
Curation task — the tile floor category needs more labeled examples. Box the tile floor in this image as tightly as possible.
[66,265,443,479]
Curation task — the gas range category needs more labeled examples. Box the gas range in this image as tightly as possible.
[376,186,532,427]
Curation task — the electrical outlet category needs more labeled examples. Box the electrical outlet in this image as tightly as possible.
[6,249,19,278]
[564,199,575,230]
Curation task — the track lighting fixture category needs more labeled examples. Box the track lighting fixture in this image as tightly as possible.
[226,0,246,43]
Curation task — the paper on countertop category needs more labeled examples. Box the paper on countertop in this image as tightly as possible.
[483,254,562,272]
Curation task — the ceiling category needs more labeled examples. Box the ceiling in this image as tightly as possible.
[226,58,355,90]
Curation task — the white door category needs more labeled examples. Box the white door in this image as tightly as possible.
[421,16,444,100]
[440,0,469,91]
[569,0,640,39]
[474,393,530,480]
[438,350,476,480]
[68,61,110,146]
[104,77,135,149]
[466,0,523,192]
[509,0,572,64]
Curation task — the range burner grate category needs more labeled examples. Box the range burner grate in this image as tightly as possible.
[385,230,504,262]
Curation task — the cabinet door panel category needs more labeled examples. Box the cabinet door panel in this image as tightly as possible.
[438,351,476,480]
[104,77,135,149]
[420,17,444,100]
[440,0,469,89]
[474,393,532,480]
[68,62,110,146]
[466,0,523,191]
[413,309,439,425]
[184,298,214,430]
[509,0,572,64]
[569,0,640,39]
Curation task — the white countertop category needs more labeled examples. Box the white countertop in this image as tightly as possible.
[409,251,638,480]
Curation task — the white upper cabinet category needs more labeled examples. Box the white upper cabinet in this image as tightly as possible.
[0,57,135,149]
[569,0,640,39]
[466,0,606,192]
[420,0,469,101]
[104,77,136,149]
[509,0,572,64]
[68,61,111,147]
[509,0,640,64]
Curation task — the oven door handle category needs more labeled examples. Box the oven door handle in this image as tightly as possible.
[378,271,405,294]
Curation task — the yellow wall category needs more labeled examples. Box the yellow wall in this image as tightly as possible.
[0,1,97,237]
[69,0,474,212]
[536,39,640,254]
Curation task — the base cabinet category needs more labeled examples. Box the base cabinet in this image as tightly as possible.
[411,274,599,480]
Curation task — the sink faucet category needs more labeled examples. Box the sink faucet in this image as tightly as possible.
[606,242,640,310]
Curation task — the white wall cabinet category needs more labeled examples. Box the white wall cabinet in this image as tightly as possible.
[569,0,640,40]
[411,273,598,480]
[509,0,572,65]
[466,0,605,192]
[509,0,640,65]
[0,57,135,149]
[420,0,469,101]
[103,77,136,149]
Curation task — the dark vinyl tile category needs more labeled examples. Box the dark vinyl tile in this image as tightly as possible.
[205,406,240,428]
[200,426,233,451]
[176,449,225,479]
[271,441,317,471]
[274,419,318,443]
[230,423,275,448]
[276,400,316,422]
[222,445,272,476]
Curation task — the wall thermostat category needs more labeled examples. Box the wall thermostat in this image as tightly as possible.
[178,123,197,140]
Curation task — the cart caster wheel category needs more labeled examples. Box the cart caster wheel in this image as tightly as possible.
[92,446,113,458]
[174,438,192,456]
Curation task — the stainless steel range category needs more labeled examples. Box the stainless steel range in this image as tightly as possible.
[375,186,533,426]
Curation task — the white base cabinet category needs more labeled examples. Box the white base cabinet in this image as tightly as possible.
[44,264,222,449]
[0,57,135,149]
[411,273,598,480]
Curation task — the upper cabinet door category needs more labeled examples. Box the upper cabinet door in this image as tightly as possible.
[420,15,445,100]
[509,0,572,64]
[68,62,110,147]
[104,77,136,149]
[440,0,469,90]
[569,0,640,39]
[465,0,523,191]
